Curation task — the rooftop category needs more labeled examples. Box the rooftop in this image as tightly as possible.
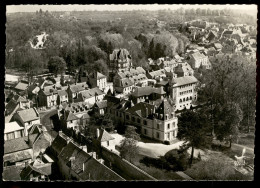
[4,121,24,134]
[16,108,39,122]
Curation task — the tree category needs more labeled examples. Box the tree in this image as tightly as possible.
[118,126,140,162]
[47,56,66,76]
[177,109,212,166]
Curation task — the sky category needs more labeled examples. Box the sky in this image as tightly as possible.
[6,4,257,13]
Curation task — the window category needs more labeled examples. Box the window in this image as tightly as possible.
[167,123,170,129]
[157,124,160,129]
[70,120,72,123]
[107,141,109,146]
[143,120,147,125]
[144,129,147,135]
[132,117,135,122]
[172,122,175,128]
[179,99,182,103]
[126,115,130,120]
[137,118,141,123]
[156,132,159,138]
[168,133,170,139]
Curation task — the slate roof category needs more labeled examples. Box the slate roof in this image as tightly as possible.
[172,76,198,87]
[126,102,154,118]
[14,82,28,91]
[16,108,39,122]
[98,129,115,142]
[155,99,175,120]
[131,86,154,97]
[41,85,58,95]
[5,100,19,115]
[58,142,80,164]
[104,95,121,105]
[51,134,68,155]
[4,121,24,134]
[223,30,233,35]
[214,43,223,49]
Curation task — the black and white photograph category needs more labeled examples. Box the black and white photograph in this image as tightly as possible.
[3,4,256,181]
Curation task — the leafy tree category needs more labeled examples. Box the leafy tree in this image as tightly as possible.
[47,56,66,76]
[177,109,212,166]
[119,138,139,162]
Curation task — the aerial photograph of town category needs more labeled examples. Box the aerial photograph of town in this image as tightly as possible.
[3,4,256,181]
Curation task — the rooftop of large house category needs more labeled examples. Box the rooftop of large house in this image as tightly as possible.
[16,108,39,122]
[120,78,134,87]
[4,121,24,134]
[68,82,89,93]
[190,52,207,60]
[57,90,68,96]
[80,87,104,100]
[95,100,107,109]
[5,97,30,116]
[41,85,58,95]
[148,69,166,78]
[172,76,198,87]
[89,72,107,80]
[20,164,49,180]
[126,102,155,119]
[4,137,31,154]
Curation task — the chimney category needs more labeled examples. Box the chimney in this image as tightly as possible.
[83,162,85,172]
[81,145,88,153]
[96,128,100,138]
[92,152,97,159]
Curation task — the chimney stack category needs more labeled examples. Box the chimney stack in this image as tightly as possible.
[96,128,100,138]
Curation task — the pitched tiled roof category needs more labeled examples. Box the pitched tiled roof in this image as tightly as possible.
[2,165,23,180]
[65,111,79,121]
[20,164,49,180]
[57,90,68,96]
[16,108,39,122]
[172,76,198,87]
[4,121,24,134]
[4,137,31,154]
[41,85,58,95]
[95,100,107,109]
[58,142,80,164]
[153,87,166,95]
[80,87,104,100]
[98,129,115,142]
[214,43,223,49]
[69,83,88,93]
[5,100,19,115]
[14,82,28,91]
[121,78,134,87]
[131,86,154,97]
[148,69,166,78]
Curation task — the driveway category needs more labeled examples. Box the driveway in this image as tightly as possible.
[110,133,185,158]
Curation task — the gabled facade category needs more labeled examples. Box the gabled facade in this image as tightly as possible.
[38,85,58,108]
[88,72,107,91]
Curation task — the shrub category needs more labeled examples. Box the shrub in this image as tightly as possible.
[164,141,170,145]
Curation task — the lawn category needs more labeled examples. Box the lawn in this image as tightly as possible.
[237,132,255,148]
[131,153,184,180]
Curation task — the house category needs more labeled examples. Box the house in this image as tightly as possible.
[13,81,28,95]
[188,52,209,69]
[11,107,40,136]
[113,77,134,95]
[130,86,166,104]
[207,31,218,42]
[96,128,116,151]
[20,164,50,181]
[4,137,33,167]
[4,121,24,141]
[169,76,198,110]
[147,69,166,80]
[93,100,107,116]
[67,82,89,103]
[109,48,132,73]
[61,110,79,130]
[79,87,105,106]
[125,99,178,143]
[55,135,124,180]
[213,43,223,51]
[5,94,31,122]
[174,63,194,77]
[38,85,58,108]
[57,90,68,104]
[88,72,107,91]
